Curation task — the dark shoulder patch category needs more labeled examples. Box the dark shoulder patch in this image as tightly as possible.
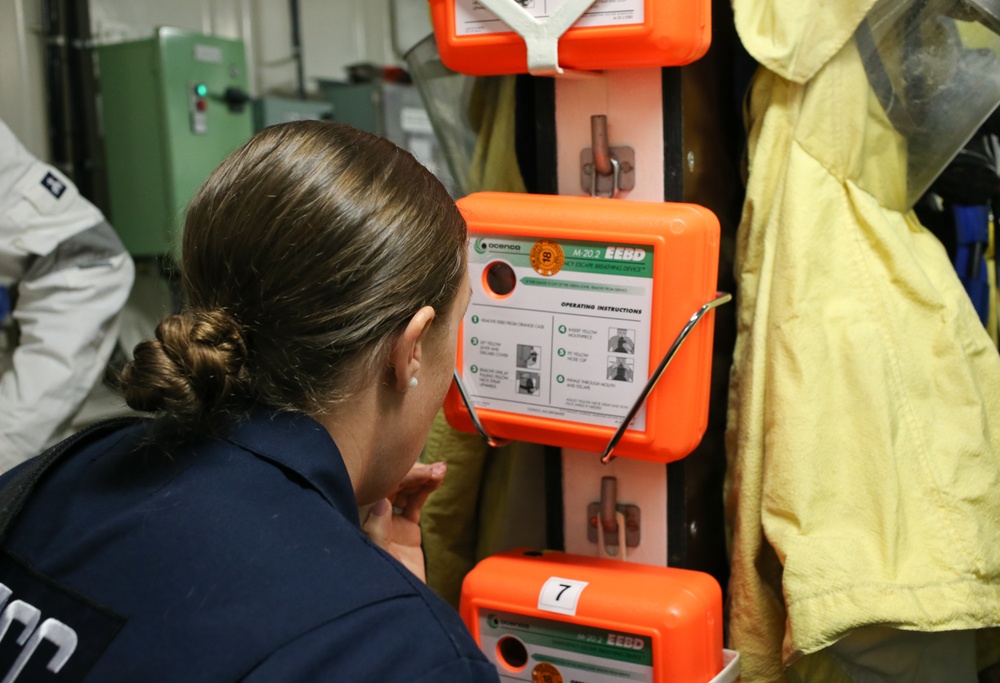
[39,173,66,199]
[0,551,124,682]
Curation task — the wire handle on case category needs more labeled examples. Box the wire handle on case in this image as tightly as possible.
[451,292,731,457]
[600,292,732,464]
[451,369,511,448]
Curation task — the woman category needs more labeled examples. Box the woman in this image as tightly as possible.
[0,122,498,681]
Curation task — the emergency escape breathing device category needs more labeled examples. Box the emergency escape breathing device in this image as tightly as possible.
[443,192,726,465]
[425,1,739,681]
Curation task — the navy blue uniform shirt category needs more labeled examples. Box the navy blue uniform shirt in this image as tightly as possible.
[0,409,499,682]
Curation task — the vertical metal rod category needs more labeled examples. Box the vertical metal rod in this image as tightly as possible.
[42,0,69,174]
[600,476,618,534]
[591,114,613,176]
[289,0,306,100]
[452,370,511,448]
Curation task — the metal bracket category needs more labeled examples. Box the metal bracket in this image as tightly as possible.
[580,115,635,197]
[587,503,640,548]
[587,476,640,550]
[581,147,635,196]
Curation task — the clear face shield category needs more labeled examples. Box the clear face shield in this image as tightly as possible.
[403,35,480,198]
[856,0,1000,208]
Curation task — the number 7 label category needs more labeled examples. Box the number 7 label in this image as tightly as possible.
[537,577,589,616]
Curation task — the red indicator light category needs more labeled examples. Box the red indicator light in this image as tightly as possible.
[196,99,207,112]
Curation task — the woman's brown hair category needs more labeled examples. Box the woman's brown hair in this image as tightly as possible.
[120,121,467,434]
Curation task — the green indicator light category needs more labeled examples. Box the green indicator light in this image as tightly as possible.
[195,83,208,97]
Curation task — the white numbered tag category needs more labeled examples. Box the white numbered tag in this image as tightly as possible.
[537,577,589,616]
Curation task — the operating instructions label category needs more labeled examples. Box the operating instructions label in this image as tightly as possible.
[462,233,652,431]
[479,609,654,683]
[454,0,644,36]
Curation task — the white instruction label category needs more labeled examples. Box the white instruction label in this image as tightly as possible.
[454,0,644,36]
[193,44,223,63]
[462,234,652,431]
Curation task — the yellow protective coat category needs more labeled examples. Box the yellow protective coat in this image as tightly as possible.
[727,0,1000,679]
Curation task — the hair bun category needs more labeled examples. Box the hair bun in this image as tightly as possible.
[122,309,251,420]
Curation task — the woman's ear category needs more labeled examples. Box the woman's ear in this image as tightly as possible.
[389,306,436,393]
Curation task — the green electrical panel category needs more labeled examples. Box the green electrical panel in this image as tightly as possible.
[98,27,254,256]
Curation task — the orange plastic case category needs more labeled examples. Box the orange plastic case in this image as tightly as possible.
[428,0,712,76]
[444,192,720,463]
[461,550,724,682]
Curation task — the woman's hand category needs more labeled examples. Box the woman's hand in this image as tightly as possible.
[360,461,446,582]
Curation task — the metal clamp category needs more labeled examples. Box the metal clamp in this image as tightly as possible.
[591,157,621,199]
[600,292,733,464]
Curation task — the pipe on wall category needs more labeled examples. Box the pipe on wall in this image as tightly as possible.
[289,0,305,100]
[40,0,106,210]
[41,0,71,174]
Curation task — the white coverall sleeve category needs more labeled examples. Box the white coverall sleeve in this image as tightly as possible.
[0,119,135,469]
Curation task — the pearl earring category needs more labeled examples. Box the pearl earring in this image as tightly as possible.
[409,377,419,388]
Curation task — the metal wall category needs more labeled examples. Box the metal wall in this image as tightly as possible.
[0,0,49,157]
[0,0,399,157]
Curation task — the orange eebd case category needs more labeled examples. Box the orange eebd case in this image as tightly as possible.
[443,192,720,463]
[461,549,724,682]
[428,0,712,76]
